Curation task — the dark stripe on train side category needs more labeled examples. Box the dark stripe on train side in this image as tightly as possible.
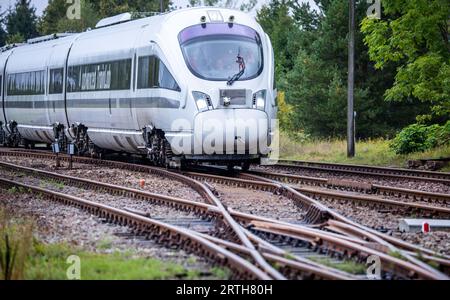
[4,97,180,109]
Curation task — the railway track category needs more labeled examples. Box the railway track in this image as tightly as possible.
[0,156,361,280]
[184,170,450,219]
[0,177,269,280]
[0,149,448,279]
[246,170,449,206]
[270,160,450,185]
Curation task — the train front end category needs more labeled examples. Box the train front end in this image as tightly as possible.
[166,9,277,169]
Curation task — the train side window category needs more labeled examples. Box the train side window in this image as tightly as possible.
[138,55,180,91]
[158,62,180,92]
[68,59,131,92]
[7,70,45,95]
[117,60,132,90]
[49,68,64,94]
[137,56,157,89]
[96,63,111,90]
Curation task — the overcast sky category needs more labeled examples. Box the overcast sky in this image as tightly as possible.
[0,0,317,18]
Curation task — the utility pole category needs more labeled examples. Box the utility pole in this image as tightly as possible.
[160,0,164,12]
[347,0,356,157]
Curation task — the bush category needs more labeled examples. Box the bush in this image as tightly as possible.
[390,121,450,155]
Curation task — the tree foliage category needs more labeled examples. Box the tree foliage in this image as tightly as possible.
[258,0,428,139]
[361,0,449,123]
[5,0,38,43]
[0,8,7,47]
[38,0,171,35]
[390,121,449,155]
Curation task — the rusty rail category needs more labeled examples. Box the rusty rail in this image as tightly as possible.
[271,160,450,185]
[0,177,269,280]
[247,170,450,205]
[0,163,361,280]
[1,149,448,279]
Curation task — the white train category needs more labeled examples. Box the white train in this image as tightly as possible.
[0,7,277,169]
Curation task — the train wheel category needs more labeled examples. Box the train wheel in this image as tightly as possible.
[241,162,250,171]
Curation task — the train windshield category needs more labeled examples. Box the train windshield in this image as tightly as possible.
[179,23,263,81]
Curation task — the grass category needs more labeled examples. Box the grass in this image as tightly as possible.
[0,210,34,280]
[279,132,450,171]
[0,211,229,280]
[309,257,367,275]
[26,243,202,280]
[42,179,65,191]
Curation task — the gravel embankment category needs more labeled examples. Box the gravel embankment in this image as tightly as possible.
[210,182,307,223]
[0,155,205,203]
[0,167,217,233]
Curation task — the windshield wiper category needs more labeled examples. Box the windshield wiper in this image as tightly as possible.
[227,53,246,86]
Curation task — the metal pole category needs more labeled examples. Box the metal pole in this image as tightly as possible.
[160,0,164,12]
[347,0,356,157]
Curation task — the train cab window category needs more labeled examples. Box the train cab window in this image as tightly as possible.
[67,59,132,92]
[49,68,64,94]
[179,23,263,82]
[137,56,180,91]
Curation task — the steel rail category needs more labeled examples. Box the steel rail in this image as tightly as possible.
[277,159,450,180]
[0,155,285,280]
[0,166,360,280]
[189,230,358,280]
[0,158,358,279]
[1,150,448,278]
[296,186,450,218]
[184,171,330,224]
[270,161,450,185]
[182,169,450,220]
[0,177,269,280]
[250,220,447,280]
[248,170,450,205]
[231,173,450,278]
[111,206,360,280]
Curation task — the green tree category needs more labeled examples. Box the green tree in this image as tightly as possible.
[5,0,38,42]
[257,0,300,85]
[55,0,100,33]
[38,0,70,35]
[187,0,257,11]
[259,0,427,138]
[361,0,449,124]
[90,0,171,18]
[0,9,7,46]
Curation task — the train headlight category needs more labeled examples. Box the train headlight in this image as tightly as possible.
[253,90,267,110]
[192,91,212,112]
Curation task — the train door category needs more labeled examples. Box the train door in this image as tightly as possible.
[44,38,78,144]
[134,41,184,133]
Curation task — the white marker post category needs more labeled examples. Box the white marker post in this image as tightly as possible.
[52,142,61,168]
[67,143,75,170]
